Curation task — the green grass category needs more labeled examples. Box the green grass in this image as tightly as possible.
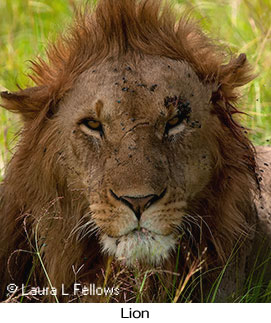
[0,0,79,178]
[0,0,271,302]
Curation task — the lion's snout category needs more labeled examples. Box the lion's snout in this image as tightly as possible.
[109,188,167,220]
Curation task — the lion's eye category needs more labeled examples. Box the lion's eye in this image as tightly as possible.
[80,118,103,136]
[166,115,183,131]
[167,116,180,127]
[85,120,102,130]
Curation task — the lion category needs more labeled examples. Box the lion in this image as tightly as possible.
[0,0,271,303]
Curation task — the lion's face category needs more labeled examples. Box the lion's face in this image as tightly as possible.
[56,56,215,265]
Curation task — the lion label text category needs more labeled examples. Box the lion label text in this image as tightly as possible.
[121,308,150,319]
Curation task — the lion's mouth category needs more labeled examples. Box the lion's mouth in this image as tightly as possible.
[100,228,177,265]
[106,226,169,240]
[116,227,165,241]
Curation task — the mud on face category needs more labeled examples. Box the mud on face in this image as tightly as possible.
[56,56,214,265]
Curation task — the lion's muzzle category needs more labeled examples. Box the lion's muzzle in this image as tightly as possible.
[109,188,167,220]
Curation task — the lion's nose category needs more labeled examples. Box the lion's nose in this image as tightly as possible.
[110,189,167,221]
[121,195,157,220]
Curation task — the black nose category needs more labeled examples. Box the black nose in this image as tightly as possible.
[121,194,157,220]
[110,189,166,220]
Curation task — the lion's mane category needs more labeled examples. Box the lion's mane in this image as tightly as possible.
[0,0,261,302]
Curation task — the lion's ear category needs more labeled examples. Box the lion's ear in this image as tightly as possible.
[212,53,255,105]
[0,86,50,122]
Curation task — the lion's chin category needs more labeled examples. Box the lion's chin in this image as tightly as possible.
[100,229,177,266]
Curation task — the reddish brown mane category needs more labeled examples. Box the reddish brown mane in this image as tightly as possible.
[0,0,259,302]
[2,0,254,119]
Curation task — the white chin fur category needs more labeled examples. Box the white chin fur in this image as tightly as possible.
[101,230,177,266]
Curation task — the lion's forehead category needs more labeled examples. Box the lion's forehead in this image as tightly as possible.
[60,56,212,122]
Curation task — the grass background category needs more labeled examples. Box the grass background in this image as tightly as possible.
[0,0,270,302]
